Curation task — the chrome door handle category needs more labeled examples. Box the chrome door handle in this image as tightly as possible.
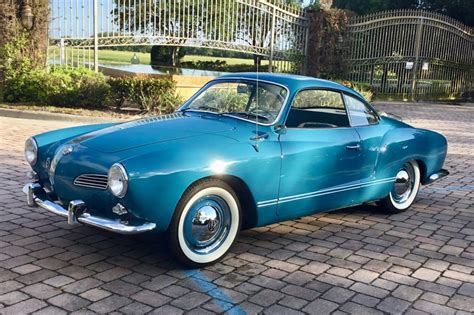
[346,144,361,151]
[250,133,269,142]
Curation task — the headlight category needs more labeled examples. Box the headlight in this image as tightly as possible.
[108,163,128,198]
[24,138,38,165]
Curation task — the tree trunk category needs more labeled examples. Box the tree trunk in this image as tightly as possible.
[0,0,49,71]
[172,47,181,67]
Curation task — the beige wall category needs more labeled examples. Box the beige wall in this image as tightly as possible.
[172,75,214,101]
[98,66,214,101]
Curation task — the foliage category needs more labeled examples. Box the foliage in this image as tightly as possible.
[108,77,135,109]
[0,0,49,74]
[339,80,374,102]
[151,46,186,66]
[109,76,181,114]
[195,90,248,112]
[1,32,32,84]
[305,9,351,79]
[180,60,270,73]
[48,67,111,107]
[305,0,321,11]
[293,89,345,108]
[3,66,111,107]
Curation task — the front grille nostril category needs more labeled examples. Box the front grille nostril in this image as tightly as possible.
[74,174,108,190]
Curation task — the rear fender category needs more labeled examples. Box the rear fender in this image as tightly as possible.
[375,127,448,185]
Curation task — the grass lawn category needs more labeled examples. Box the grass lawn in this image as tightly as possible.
[48,47,267,66]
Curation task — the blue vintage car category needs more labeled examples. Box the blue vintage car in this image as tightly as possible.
[24,73,448,266]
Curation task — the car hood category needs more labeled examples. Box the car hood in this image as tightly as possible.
[72,113,236,153]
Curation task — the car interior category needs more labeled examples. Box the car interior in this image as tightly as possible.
[286,89,351,128]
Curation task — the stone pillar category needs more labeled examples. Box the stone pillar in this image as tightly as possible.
[0,0,49,71]
[304,8,352,79]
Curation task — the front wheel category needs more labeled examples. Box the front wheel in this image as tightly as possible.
[378,160,421,213]
[169,179,241,267]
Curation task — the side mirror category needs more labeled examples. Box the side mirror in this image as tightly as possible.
[274,124,287,134]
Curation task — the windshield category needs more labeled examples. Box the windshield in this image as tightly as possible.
[183,80,288,124]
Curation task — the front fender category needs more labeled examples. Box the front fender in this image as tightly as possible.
[118,133,282,232]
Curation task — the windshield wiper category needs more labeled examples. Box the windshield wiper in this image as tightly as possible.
[181,105,220,113]
[196,105,220,112]
[222,111,270,122]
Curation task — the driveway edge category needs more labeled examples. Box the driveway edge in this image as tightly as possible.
[0,108,125,123]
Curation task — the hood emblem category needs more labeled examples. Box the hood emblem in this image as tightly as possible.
[62,145,74,155]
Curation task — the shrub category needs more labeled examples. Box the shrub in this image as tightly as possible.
[109,76,182,114]
[2,65,111,107]
[339,80,374,102]
[180,60,270,73]
[108,77,135,109]
[46,66,111,108]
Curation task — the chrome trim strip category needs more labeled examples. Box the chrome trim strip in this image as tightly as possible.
[257,177,396,207]
[74,174,108,190]
[23,183,156,235]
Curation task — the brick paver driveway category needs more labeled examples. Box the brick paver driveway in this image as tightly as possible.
[0,103,473,314]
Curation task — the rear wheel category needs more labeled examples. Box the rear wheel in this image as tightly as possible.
[169,179,241,267]
[378,160,421,213]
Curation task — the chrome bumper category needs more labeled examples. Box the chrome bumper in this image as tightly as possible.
[23,183,156,235]
[425,169,450,185]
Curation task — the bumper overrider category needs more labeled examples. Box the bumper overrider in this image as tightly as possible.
[23,182,156,235]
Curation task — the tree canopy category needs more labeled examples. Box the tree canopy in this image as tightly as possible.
[332,0,474,27]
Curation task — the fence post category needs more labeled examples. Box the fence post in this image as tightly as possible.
[269,5,276,73]
[411,17,424,101]
[60,38,65,65]
[303,17,310,75]
[93,0,99,73]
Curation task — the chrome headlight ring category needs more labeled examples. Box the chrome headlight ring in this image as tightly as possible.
[108,163,128,198]
[24,137,38,166]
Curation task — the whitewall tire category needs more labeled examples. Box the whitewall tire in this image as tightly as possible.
[379,160,421,213]
[169,179,241,267]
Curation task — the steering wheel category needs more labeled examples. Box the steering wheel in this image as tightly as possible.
[249,107,273,118]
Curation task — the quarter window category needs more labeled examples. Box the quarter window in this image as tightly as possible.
[286,89,350,128]
[344,95,378,126]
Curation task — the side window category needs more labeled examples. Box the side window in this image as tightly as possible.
[344,95,379,126]
[293,90,345,109]
[287,90,350,128]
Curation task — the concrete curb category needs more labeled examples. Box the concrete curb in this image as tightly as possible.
[0,108,126,123]
[372,101,474,107]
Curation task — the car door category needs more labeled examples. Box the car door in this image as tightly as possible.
[276,89,363,220]
[343,94,393,204]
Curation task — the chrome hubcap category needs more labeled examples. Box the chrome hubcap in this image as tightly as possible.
[184,196,231,255]
[392,163,415,204]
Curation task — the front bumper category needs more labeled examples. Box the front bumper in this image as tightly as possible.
[23,182,156,235]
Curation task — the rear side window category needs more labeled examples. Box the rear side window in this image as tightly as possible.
[344,95,378,126]
[293,90,345,109]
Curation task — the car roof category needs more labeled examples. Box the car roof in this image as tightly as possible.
[217,72,365,100]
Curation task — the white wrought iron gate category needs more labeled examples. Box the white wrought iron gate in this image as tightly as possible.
[48,0,309,73]
[346,10,473,99]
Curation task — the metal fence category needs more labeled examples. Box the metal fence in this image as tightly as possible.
[48,0,308,73]
[346,10,473,99]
